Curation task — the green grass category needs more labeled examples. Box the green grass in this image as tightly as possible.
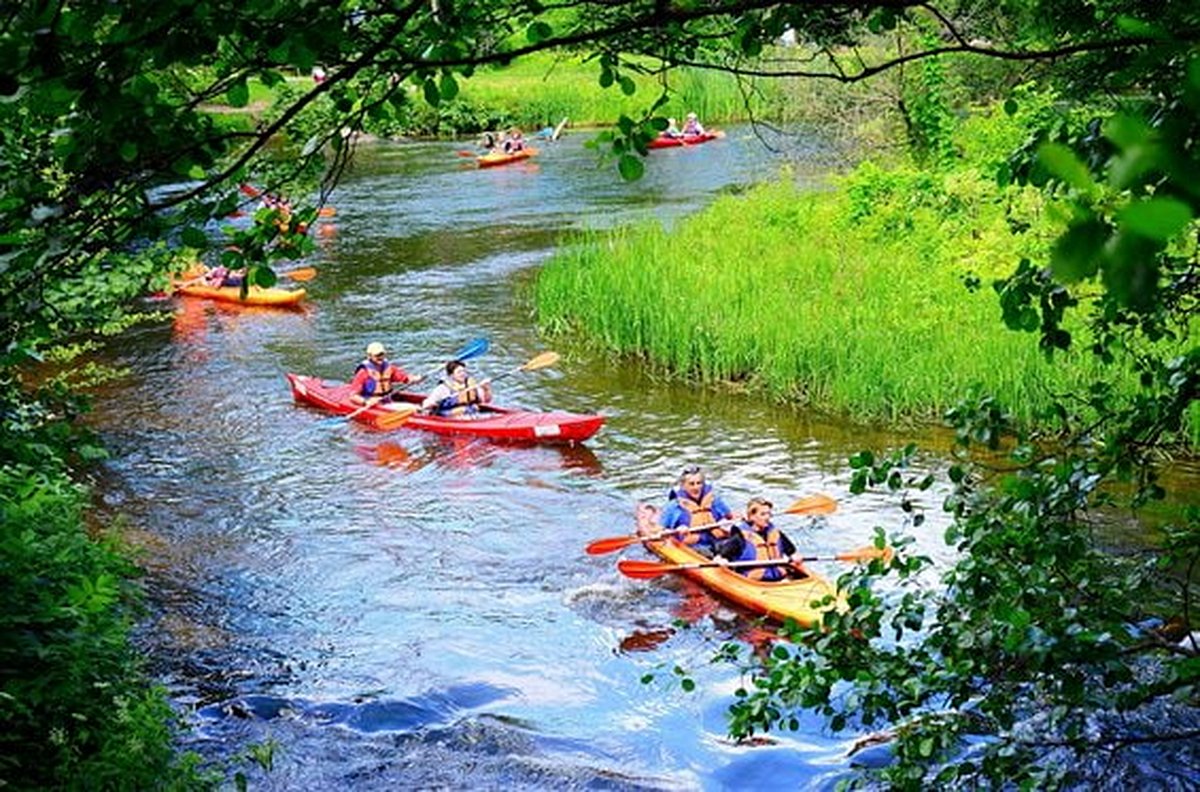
[536,173,1124,426]
[456,52,778,128]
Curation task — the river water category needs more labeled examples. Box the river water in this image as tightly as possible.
[84,130,1190,788]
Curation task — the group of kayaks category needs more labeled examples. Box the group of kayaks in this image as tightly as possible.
[471,128,724,168]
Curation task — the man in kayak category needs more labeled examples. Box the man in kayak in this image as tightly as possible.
[713,497,809,581]
[682,112,706,136]
[350,342,421,406]
[657,464,738,557]
[420,359,492,417]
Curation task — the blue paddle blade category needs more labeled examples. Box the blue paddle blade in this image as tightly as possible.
[455,337,489,361]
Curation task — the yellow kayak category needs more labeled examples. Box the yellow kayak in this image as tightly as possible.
[174,282,306,307]
[643,538,841,627]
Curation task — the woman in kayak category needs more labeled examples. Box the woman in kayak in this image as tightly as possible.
[657,464,738,557]
[663,117,683,138]
[714,497,808,581]
[350,342,420,406]
[201,265,245,288]
[681,112,706,136]
[420,359,493,417]
[501,128,526,153]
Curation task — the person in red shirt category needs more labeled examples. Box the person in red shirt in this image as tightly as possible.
[349,342,421,406]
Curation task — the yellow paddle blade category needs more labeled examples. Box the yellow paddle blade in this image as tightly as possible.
[374,404,420,429]
[284,267,317,282]
[781,494,837,516]
[520,351,560,372]
[832,545,894,564]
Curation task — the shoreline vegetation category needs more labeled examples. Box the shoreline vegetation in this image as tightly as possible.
[536,100,1194,438]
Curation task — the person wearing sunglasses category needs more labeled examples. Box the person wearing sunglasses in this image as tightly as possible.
[657,464,738,557]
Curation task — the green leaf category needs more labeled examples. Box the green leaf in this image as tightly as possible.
[1037,143,1094,191]
[439,73,458,102]
[525,21,552,43]
[1003,98,1018,116]
[1118,197,1193,241]
[617,153,644,181]
[599,68,614,89]
[225,79,249,108]
[118,141,138,162]
[180,227,208,248]
[1104,113,1151,150]
[422,78,439,107]
[1051,220,1108,282]
[618,75,636,96]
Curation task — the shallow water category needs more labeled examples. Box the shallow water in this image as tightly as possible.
[88,128,1196,788]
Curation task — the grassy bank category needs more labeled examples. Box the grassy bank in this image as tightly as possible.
[535,164,1127,426]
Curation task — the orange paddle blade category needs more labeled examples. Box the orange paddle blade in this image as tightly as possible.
[374,404,419,429]
[585,535,643,556]
[520,351,560,372]
[617,560,681,579]
[283,267,317,282]
[833,545,894,564]
[239,183,263,197]
[782,493,838,516]
[318,206,337,218]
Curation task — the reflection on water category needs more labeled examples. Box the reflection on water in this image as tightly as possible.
[88,129,1196,788]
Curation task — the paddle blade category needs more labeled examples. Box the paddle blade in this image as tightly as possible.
[585,535,641,556]
[456,150,478,157]
[284,267,317,282]
[833,545,894,564]
[617,560,679,579]
[318,206,337,218]
[782,494,838,516]
[374,404,419,429]
[239,183,263,197]
[454,337,490,362]
[520,351,560,372]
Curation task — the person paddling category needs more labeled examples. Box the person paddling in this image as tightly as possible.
[420,359,493,417]
[714,497,809,581]
[681,112,706,136]
[350,342,420,406]
[656,464,738,557]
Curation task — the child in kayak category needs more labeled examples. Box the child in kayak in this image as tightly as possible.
[350,342,420,406]
[713,497,809,581]
[656,464,738,557]
[663,117,683,138]
[420,359,492,417]
[201,265,245,288]
[501,128,526,153]
[682,112,705,136]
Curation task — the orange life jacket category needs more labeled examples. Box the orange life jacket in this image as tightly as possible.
[358,359,400,398]
[676,491,730,545]
[440,377,483,417]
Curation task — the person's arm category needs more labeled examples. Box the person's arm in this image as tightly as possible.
[420,384,448,412]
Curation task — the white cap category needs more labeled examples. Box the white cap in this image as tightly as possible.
[366,342,386,356]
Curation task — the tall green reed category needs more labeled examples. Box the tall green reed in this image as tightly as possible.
[537,176,1123,426]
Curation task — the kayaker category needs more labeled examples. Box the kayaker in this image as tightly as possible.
[480,131,497,151]
[202,265,245,288]
[682,112,706,136]
[663,117,683,138]
[420,359,492,417]
[713,497,809,582]
[501,128,526,154]
[350,342,420,406]
[657,464,738,557]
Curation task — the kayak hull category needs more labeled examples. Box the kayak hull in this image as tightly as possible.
[478,147,538,168]
[174,283,306,307]
[643,538,839,627]
[647,133,719,150]
[286,373,604,443]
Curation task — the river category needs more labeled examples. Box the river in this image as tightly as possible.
[85,128,1163,789]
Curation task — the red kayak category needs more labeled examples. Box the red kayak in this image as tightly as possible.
[647,132,721,149]
[286,373,604,443]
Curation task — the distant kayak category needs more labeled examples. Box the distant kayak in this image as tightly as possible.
[286,373,605,443]
[647,132,722,150]
[174,282,306,307]
[478,147,538,168]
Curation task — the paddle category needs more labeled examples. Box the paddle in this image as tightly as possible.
[616,546,893,579]
[321,337,491,428]
[585,493,838,556]
[282,267,317,282]
[456,351,559,400]
[395,337,490,392]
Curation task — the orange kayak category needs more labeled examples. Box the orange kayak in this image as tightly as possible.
[643,538,840,627]
[478,147,538,168]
